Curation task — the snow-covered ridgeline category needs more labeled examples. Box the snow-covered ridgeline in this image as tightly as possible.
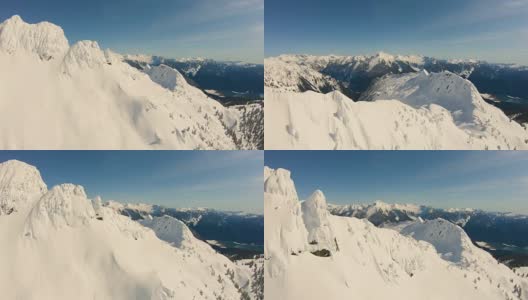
[264,166,528,300]
[0,15,262,150]
[0,160,256,299]
[265,69,528,149]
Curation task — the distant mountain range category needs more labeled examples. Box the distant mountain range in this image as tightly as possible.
[125,55,264,106]
[266,53,528,124]
[105,201,264,259]
[265,53,528,150]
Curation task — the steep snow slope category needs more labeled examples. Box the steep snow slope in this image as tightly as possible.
[265,70,528,149]
[141,215,212,250]
[236,256,264,300]
[264,167,308,271]
[399,219,480,263]
[265,166,528,300]
[140,215,258,299]
[0,160,253,300]
[145,64,188,91]
[398,219,528,299]
[0,15,260,149]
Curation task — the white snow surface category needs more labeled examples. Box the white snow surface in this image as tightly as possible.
[265,166,528,300]
[140,215,201,249]
[0,15,68,60]
[301,190,337,252]
[0,15,258,149]
[0,160,47,215]
[265,70,528,149]
[0,160,253,299]
[144,64,188,91]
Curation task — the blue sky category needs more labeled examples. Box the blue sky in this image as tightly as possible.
[266,0,528,65]
[265,151,528,214]
[0,0,263,63]
[0,151,263,213]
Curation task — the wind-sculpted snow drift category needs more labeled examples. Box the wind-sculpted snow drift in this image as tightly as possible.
[0,15,262,149]
[265,55,528,150]
[0,160,258,300]
[264,166,528,300]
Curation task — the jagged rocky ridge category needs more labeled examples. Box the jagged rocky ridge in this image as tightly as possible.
[265,55,528,149]
[0,15,262,149]
[264,166,528,300]
[0,160,260,299]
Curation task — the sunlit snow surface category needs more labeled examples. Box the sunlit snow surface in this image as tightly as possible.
[0,15,262,149]
[264,166,528,300]
[0,160,259,299]
[265,55,528,150]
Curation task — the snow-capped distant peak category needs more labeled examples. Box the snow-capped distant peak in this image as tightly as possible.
[0,14,69,60]
[370,200,421,213]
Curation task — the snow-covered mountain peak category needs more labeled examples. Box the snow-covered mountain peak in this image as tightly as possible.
[145,64,188,91]
[264,167,299,200]
[140,215,196,249]
[266,168,528,300]
[264,167,308,270]
[0,160,45,186]
[0,15,263,150]
[61,40,108,73]
[361,70,483,123]
[0,160,47,215]
[400,218,475,264]
[3,14,23,23]
[0,14,69,60]
[0,160,259,299]
[305,189,327,209]
[24,183,95,238]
